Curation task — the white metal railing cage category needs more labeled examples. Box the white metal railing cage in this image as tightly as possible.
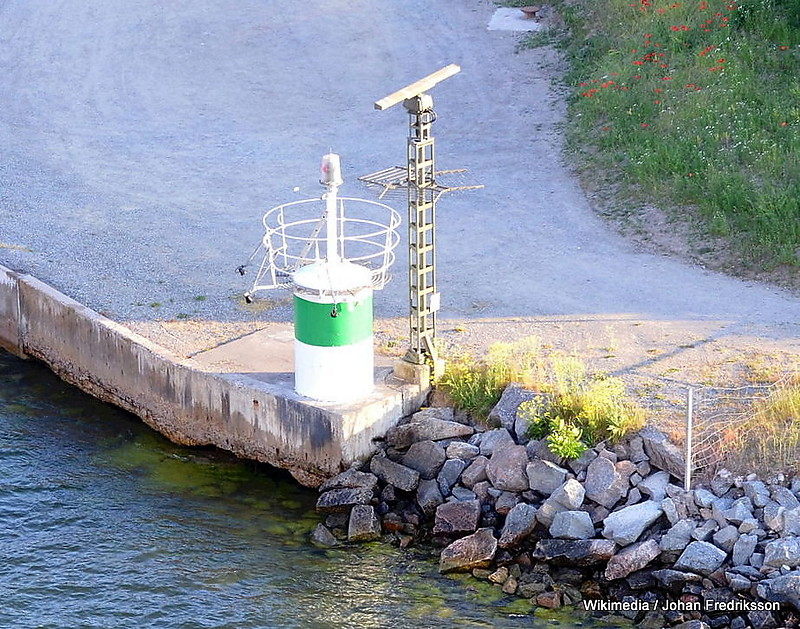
[247,196,401,293]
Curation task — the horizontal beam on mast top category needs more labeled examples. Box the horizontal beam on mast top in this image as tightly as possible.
[374,64,461,111]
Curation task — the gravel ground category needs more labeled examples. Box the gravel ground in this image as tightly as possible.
[1,0,799,376]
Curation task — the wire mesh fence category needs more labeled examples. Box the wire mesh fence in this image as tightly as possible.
[683,374,799,489]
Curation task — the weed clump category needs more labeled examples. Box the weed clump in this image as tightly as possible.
[518,357,646,460]
[438,341,645,459]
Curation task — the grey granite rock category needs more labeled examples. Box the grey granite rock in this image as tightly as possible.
[660,519,696,552]
[487,383,539,439]
[784,507,800,537]
[764,538,800,568]
[348,505,381,542]
[494,491,520,516]
[743,480,771,508]
[537,479,585,527]
[674,541,727,576]
[605,539,660,580]
[732,533,758,566]
[773,486,800,510]
[433,499,481,535]
[439,528,498,573]
[316,487,374,513]
[712,524,740,553]
[319,468,379,493]
[639,426,685,480]
[526,459,568,496]
[499,503,538,548]
[310,523,339,547]
[567,447,598,475]
[446,441,479,461]
[693,488,716,509]
[549,510,595,540]
[451,486,478,501]
[479,428,516,457]
[584,456,628,508]
[756,570,800,612]
[637,470,671,502]
[461,455,489,488]
[437,458,466,496]
[387,418,474,449]
[724,497,754,525]
[403,440,446,480]
[532,538,618,567]
[601,500,663,546]
[486,444,529,492]
[763,502,786,533]
[370,455,420,492]
[416,478,445,516]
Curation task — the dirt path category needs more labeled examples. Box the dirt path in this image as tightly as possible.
[1,0,799,393]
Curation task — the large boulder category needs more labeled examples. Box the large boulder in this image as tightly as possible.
[370,456,420,492]
[549,510,595,540]
[310,523,338,547]
[387,418,474,449]
[584,456,628,508]
[319,468,379,493]
[438,458,466,496]
[461,455,489,488]
[532,539,617,567]
[486,444,529,492]
[416,478,445,516]
[757,571,800,612]
[638,426,685,480]
[402,440,446,480]
[433,500,481,535]
[439,528,498,573]
[673,541,727,576]
[348,505,381,542]
[605,539,661,580]
[732,533,758,567]
[526,459,568,496]
[764,538,800,568]
[316,487,374,513]
[638,471,671,502]
[601,500,663,546]
[479,428,516,457]
[660,519,696,553]
[537,479,586,527]
[498,503,538,548]
[446,441,479,461]
[487,383,540,439]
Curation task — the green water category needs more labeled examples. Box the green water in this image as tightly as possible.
[0,350,600,628]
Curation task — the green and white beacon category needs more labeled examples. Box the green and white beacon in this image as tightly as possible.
[240,154,400,403]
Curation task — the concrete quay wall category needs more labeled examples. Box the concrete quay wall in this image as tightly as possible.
[0,264,427,486]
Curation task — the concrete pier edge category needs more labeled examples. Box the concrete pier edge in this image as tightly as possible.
[0,264,429,486]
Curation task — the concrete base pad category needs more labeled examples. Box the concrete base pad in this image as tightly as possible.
[0,265,429,487]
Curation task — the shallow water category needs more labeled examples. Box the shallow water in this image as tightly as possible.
[0,350,603,628]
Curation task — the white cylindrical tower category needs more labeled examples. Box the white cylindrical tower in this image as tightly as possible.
[292,260,374,402]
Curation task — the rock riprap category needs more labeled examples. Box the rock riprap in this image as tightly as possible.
[313,398,800,629]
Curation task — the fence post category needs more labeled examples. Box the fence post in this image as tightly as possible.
[685,386,694,491]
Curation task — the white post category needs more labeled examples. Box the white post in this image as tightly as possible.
[685,387,694,491]
[320,154,343,263]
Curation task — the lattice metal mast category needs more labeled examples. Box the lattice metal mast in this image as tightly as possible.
[405,94,438,365]
[374,65,461,368]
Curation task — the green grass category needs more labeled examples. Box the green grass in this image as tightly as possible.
[545,0,800,269]
[438,341,645,457]
[437,339,545,420]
